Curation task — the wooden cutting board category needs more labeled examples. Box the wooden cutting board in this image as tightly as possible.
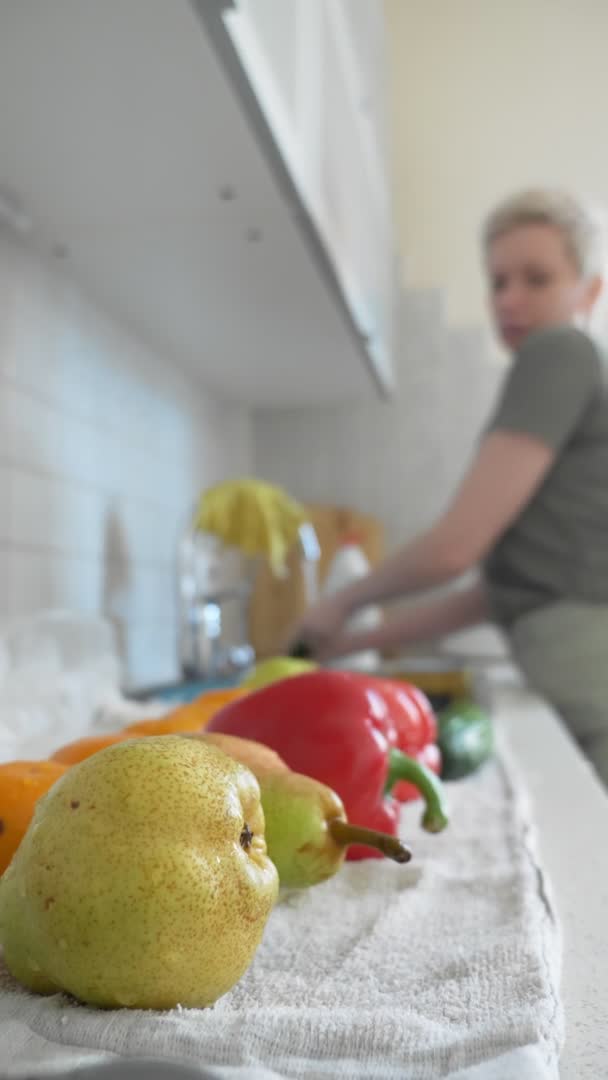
[248,503,384,658]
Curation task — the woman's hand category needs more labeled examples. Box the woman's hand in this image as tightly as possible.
[285,594,351,659]
[287,581,490,662]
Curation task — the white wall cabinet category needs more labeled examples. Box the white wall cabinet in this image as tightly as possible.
[216,0,397,390]
[0,0,395,406]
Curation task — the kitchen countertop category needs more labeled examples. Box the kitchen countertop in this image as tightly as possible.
[2,645,606,1078]
[479,678,608,1080]
[0,670,570,1080]
[139,660,608,1078]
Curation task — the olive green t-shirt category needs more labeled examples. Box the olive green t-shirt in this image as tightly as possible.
[483,325,608,626]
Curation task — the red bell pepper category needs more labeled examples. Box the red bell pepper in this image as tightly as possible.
[207,669,448,860]
[345,674,441,802]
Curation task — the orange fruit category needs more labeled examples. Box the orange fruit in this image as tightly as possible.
[123,688,248,736]
[187,731,288,773]
[0,760,69,875]
[51,731,137,765]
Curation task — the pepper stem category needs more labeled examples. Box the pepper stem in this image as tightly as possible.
[328,818,412,863]
[385,748,449,833]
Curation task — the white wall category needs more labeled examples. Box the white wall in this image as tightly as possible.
[386,0,608,335]
[253,291,502,548]
[0,232,252,688]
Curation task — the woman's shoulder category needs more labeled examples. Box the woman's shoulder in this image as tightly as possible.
[517,324,603,368]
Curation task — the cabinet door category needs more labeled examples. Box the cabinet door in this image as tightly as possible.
[221,0,396,391]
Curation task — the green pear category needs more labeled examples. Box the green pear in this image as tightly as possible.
[258,770,411,888]
[190,733,411,888]
[0,737,278,1009]
[240,655,316,690]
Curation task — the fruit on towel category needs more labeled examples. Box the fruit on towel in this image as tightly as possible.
[51,732,135,765]
[122,688,247,736]
[0,737,278,1009]
[207,670,449,859]
[240,656,317,691]
[437,699,494,780]
[0,760,68,875]
[190,732,411,888]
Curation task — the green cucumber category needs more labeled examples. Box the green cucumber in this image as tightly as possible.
[437,699,494,780]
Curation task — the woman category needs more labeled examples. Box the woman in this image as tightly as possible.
[289,189,608,784]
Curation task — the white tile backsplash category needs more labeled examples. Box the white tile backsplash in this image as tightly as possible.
[0,235,505,688]
[0,232,252,688]
[9,468,105,559]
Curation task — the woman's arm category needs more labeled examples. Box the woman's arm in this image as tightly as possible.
[331,430,554,615]
[289,430,555,654]
[319,580,489,660]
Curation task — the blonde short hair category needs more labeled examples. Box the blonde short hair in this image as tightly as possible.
[482,188,606,279]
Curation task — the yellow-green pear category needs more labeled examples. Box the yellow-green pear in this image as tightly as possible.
[240,655,316,690]
[190,733,412,889]
[258,769,412,888]
[0,737,278,1009]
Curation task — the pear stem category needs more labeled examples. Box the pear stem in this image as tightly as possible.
[328,818,412,863]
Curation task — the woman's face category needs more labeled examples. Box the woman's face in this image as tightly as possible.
[487,223,601,351]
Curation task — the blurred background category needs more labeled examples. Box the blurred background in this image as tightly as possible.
[0,0,606,691]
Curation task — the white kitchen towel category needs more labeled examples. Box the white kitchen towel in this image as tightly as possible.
[0,736,563,1080]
